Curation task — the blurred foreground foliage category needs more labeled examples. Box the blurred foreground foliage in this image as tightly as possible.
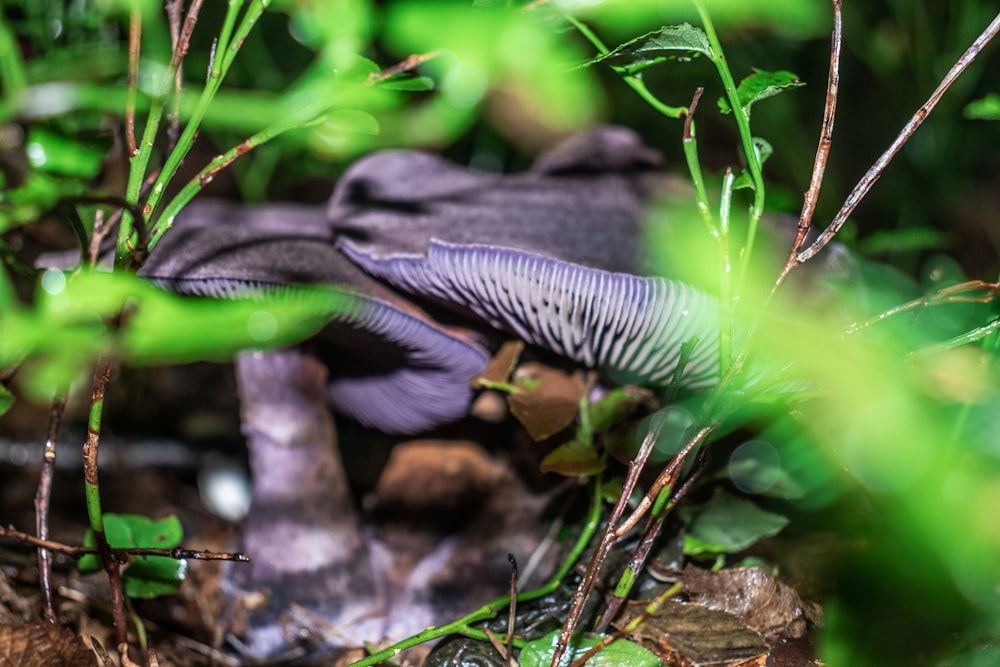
[1,1,999,666]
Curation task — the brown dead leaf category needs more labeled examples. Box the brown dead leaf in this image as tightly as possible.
[471,340,524,389]
[681,565,824,642]
[0,621,98,667]
[506,362,586,441]
[615,598,768,667]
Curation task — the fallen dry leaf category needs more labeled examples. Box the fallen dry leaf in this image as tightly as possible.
[0,620,97,667]
[681,565,824,642]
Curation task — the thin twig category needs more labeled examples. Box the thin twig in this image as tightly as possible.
[550,422,661,667]
[506,554,518,667]
[774,0,843,288]
[799,9,1000,263]
[367,51,441,84]
[34,395,67,623]
[1,525,251,561]
[165,0,184,150]
[125,2,141,157]
[612,424,715,540]
[845,280,1000,335]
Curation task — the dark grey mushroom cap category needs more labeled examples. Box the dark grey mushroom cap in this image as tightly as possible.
[329,125,661,275]
[141,200,489,434]
[330,126,720,389]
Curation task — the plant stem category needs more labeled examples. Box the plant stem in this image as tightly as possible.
[563,13,685,119]
[150,115,315,251]
[84,357,130,647]
[681,88,718,238]
[692,0,765,291]
[718,168,735,372]
[143,0,251,243]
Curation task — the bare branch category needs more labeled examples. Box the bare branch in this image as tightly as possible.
[800,10,1000,263]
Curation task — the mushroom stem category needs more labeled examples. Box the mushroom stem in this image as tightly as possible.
[232,348,384,656]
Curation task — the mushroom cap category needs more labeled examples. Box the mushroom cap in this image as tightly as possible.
[329,125,660,275]
[330,126,720,389]
[140,200,489,434]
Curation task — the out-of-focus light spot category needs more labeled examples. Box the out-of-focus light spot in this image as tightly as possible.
[26,141,46,168]
[199,465,252,522]
[41,268,66,295]
[442,63,487,108]
[729,439,781,494]
[248,310,278,342]
[651,405,695,459]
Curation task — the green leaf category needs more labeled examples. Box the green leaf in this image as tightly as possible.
[964,93,1000,120]
[540,439,606,476]
[584,24,713,76]
[588,387,649,434]
[0,384,13,417]
[79,514,186,599]
[519,630,664,667]
[718,68,804,116]
[683,487,789,557]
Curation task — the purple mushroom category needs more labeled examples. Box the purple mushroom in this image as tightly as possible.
[141,199,490,434]
[330,126,721,391]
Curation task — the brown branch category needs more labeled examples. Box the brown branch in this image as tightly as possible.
[1,524,250,562]
[34,395,67,623]
[845,280,1000,335]
[367,51,441,85]
[774,0,842,287]
[165,0,184,150]
[125,3,141,157]
[799,9,1000,264]
[683,86,703,141]
[550,421,662,667]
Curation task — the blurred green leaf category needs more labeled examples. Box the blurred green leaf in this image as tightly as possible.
[0,172,84,233]
[717,68,803,116]
[384,1,600,132]
[0,270,357,399]
[519,630,664,667]
[859,227,951,255]
[25,127,107,178]
[0,384,13,417]
[583,23,712,76]
[964,93,1000,120]
[683,487,789,557]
